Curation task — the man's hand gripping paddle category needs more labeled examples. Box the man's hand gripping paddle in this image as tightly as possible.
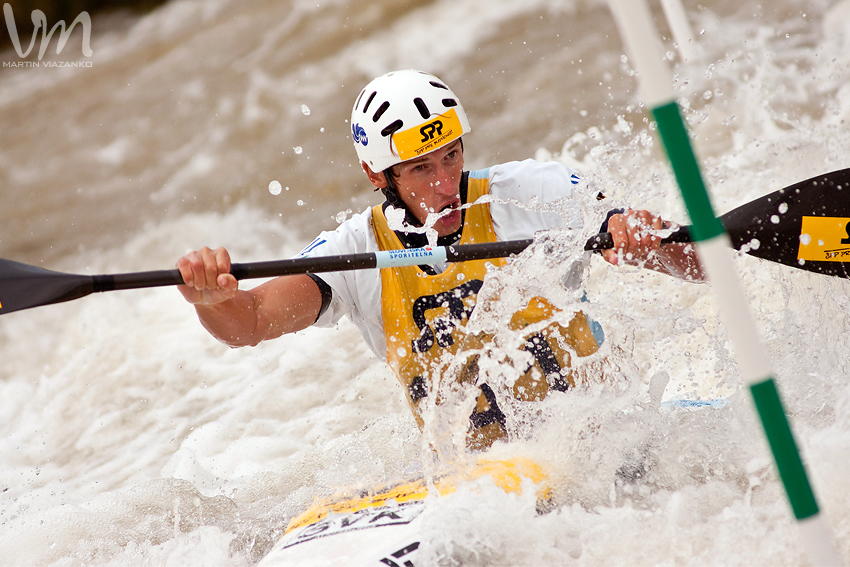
[584,168,849,278]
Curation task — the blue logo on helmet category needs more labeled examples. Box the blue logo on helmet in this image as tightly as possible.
[352,123,368,146]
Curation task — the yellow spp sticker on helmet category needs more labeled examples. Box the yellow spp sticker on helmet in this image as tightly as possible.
[393,108,463,162]
[797,216,850,262]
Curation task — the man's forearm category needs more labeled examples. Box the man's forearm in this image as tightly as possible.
[647,242,706,282]
[194,290,267,347]
[193,275,324,347]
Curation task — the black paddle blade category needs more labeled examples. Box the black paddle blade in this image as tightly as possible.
[722,168,850,278]
[0,259,95,315]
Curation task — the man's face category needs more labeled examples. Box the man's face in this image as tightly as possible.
[391,140,464,236]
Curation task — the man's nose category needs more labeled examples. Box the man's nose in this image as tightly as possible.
[432,163,457,194]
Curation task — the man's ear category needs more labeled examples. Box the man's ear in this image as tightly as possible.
[361,161,386,190]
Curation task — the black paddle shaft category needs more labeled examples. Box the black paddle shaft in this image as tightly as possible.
[0,240,534,315]
[2,169,847,316]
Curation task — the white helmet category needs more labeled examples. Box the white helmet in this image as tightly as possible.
[351,69,471,173]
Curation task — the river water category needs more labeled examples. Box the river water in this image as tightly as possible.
[1,0,849,565]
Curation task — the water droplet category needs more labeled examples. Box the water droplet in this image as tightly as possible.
[778,202,788,214]
[293,146,303,155]
[799,233,811,245]
[268,180,282,195]
[770,215,780,224]
[301,104,311,116]
[396,347,407,357]
[297,200,305,206]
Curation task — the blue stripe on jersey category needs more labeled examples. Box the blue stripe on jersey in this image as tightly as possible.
[298,237,326,256]
[468,168,490,180]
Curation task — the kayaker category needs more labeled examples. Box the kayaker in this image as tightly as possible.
[177,69,704,450]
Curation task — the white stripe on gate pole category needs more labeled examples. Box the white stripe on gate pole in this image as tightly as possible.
[697,237,771,383]
[608,0,673,108]
[659,0,699,61]
[606,0,841,564]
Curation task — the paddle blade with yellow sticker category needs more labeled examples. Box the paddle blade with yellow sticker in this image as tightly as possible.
[720,168,849,278]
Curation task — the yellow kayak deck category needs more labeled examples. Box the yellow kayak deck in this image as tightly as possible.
[284,456,549,535]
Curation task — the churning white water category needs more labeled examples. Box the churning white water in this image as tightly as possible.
[1,0,849,565]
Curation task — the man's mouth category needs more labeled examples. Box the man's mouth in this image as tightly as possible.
[439,202,460,215]
[423,201,461,231]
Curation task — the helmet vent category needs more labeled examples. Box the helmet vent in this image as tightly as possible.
[442,98,458,108]
[429,81,449,90]
[372,101,390,122]
[381,120,403,137]
[413,97,430,119]
[362,91,377,113]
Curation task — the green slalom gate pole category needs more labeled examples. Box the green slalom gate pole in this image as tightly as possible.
[606,1,840,564]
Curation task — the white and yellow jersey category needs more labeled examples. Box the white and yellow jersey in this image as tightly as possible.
[297,159,600,447]
[299,159,587,360]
